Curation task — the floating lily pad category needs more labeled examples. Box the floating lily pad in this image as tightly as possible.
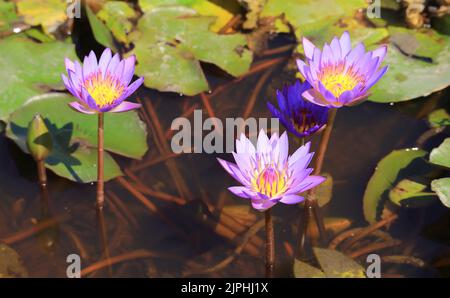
[261,0,366,32]
[0,244,28,278]
[138,0,234,32]
[97,1,136,45]
[430,138,450,169]
[431,178,450,208]
[0,36,78,121]
[369,27,450,103]
[16,0,67,35]
[389,179,436,207]
[428,109,450,128]
[86,5,117,51]
[293,259,326,278]
[6,93,148,182]
[296,16,389,54]
[0,0,19,33]
[130,6,252,95]
[313,247,366,278]
[363,149,427,223]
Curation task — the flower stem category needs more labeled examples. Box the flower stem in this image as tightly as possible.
[36,159,47,190]
[309,108,337,243]
[295,199,313,261]
[265,209,275,277]
[97,113,105,210]
[296,108,337,257]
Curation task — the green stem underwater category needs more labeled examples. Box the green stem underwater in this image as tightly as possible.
[97,113,105,210]
[265,209,275,278]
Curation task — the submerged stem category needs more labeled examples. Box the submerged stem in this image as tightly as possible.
[296,108,337,257]
[265,209,275,278]
[97,113,105,210]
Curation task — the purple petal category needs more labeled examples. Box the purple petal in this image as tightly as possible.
[291,175,326,194]
[106,53,121,75]
[68,101,96,114]
[364,65,389,92]
[228,186,253,199]
[280,195,305,204]
[302,89,330,107]
[217,158,248,185]
[302,37,316,60]
[321,43,334,66]
[256,129,270,153]
[122,55,136,86]
[339,31,352,57]
[82,50,97,79]
[251,199,277,211]
[98,48,112,77]
[346,43,366,66]
[109,101,142,113]
[330,37,342,60]
[65,58,75,72]
[121,77,144,99]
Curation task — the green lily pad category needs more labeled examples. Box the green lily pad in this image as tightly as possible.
[0,244,28,278]
[430,138,450,169]
[296,16,389,58]
[389,179,436,207]
[428,109,450,128]
[0,36,78,121]
[97,1,136,45]
[313,247,366,278]
[369,27,450,103]
[431,178,450,208]
[16,0,67,35]
[363,148,427,223]
[129,6,252,95]
[5,93,148,182]
[86,5,117,52]
[138,0,234,32]
[293,259,326,278]
[261,0,366,32]
[0,0,19,33]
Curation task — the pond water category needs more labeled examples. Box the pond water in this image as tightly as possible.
[0,23,449,278]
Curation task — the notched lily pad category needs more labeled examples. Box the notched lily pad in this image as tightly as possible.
[389,179,437,208]
[0,244,28,278]
[428,109,450,128]
[431,178,450,208]
[0,36,78,121]
[16,0,68,35]
[129,6,252,95]
[138,0,234,32]
[313,247,366,278]
[370,27,450,103]
[363,148,427,223]
[6,93,148,183]
[430,138,450,169]
[97,1,137,45]
[294,248,366,278]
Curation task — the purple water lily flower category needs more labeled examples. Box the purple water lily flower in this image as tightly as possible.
[297,31,388,108]
[268,80,329,138]
[62,48,144,114]
[217,130,326,211]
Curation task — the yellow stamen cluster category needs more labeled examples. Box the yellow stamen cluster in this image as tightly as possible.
[84,72,124,108]
[251,165,288,198]
[319,64,362,97]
